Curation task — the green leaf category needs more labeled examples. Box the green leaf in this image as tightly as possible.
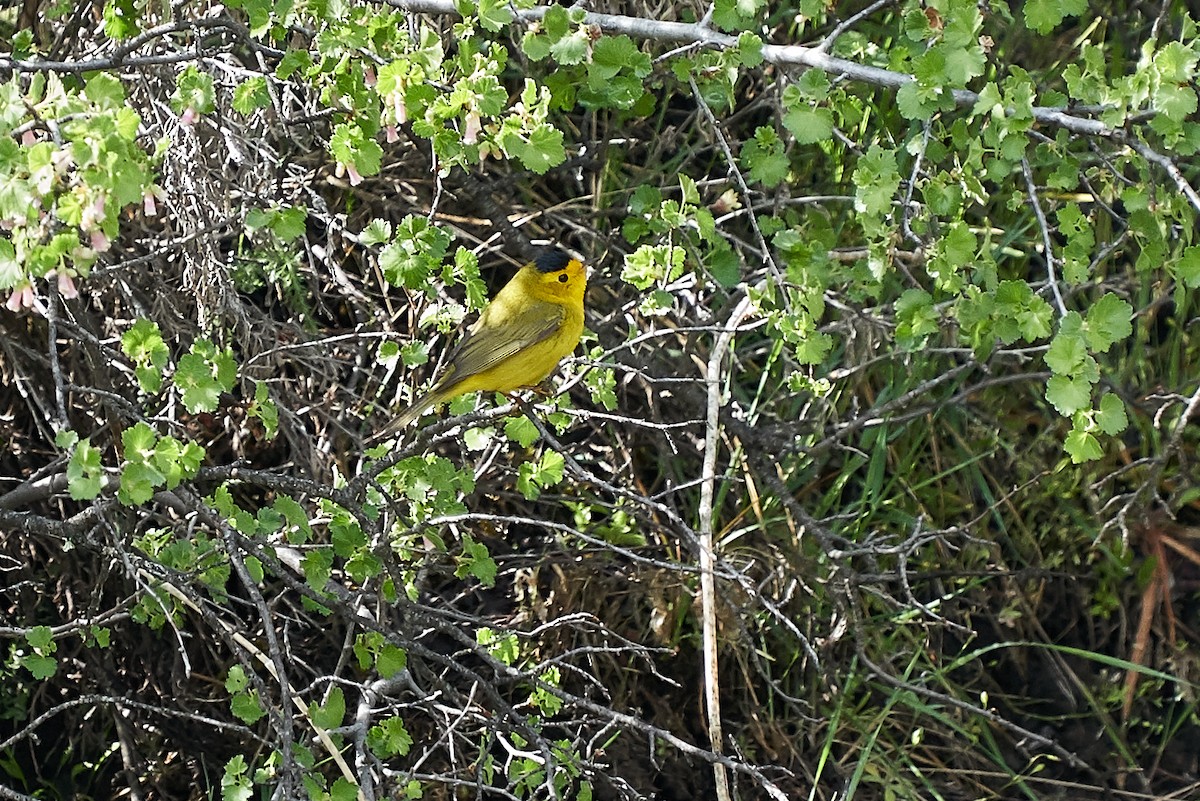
[10,29,32,60]
[232,0,274,37]
[895,288,939,348]
[712,0,765,31]
[0,239,21,291]
[377,644,407,678]
[517,450,565,500]
[67,440,104,500]
[501,124,565,174]
[621,245,685,290]
[222,756,252,801]
[175,340,237,413]
[326,777,352,801]
[331,514,366,557]
[793,331,832,365]
[242,555,263,584]
[1057,203,1095,284]
[310,686,346,730]
[504,416,539,447]
[551,29,589,66]
[226,665,250,693]
[275,495,312,544]
[378,215,452,289]
[302,548,333,590]
[1096,393,1128,435]
[171,65,216,116]
[248,380,278,437]
[360,219,392,246]
[706,246,741,288]
[276,50,312,80]
[591,36,651,80]
[122,319,169,394]
[1044,312,1087,374]
[477,627,520,664]
[1154,82,1197,122]
[736,32,764,67]
[1064,426,1103,463]
[25,625,53,650]
[1084,293,1132,353]
[246,206,307,240]
[1046,374,1091,416]
[941,43,985,85]
[368,716,414,758]
[476,0,514,31]
[522,4,572,61]
[531,666,563,714]
[463,426,493,451]
[119,460,164,505]
[782,105,833,145]
[101,0,140,40]
[152,436,192,489]
[330,779,358,801]
[1153,42,1198,83]
[795,69,831,100]
[89,626,111,647]
[853,145,902,217]
[741,126,789,187]
[927,221,975,292]
[897,81,935,121]
[330,122,383,179]
[1177,245,1200,288]
[456,535,497,586]
[119,422,166,503]
[232,77,270,115]
[21,654,57,679]
[230,690,267,724]
[1024,0,1087,34]
[522,30,553,61]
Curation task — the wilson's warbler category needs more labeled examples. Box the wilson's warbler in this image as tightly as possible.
[374,249,587,438]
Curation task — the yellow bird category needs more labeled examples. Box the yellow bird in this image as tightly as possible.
[373,249,587,439]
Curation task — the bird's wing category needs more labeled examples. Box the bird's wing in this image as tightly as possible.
[440,299,565,387]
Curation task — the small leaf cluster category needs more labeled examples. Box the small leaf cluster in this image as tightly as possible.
[523,7,653,112]
[11,626,57,680]
[218,0,573,179]
[1043,296,1132,463]
[474,629,590,796]
[235,205,311,315]
[225,665,267,725]
[1065,35,1200,147]
[622,176,738,314]
[507,734,591,799]
[759,220,839,369]
[0,73,159,306]
[740,71,836,188]
[118,423,204,506]
[669,34,765,111]
[133,522,230,600]
[121,322,271,424]
[897,0,987,120]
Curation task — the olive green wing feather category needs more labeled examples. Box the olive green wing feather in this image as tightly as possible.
[437,299,565,390]
[369,303,559,442]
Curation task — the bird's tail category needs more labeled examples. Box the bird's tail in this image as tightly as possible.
[365,387,445,444]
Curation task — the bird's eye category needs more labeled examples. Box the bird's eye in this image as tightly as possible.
[558,273,569,283]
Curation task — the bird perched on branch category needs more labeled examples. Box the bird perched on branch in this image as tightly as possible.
[371,248,587,441]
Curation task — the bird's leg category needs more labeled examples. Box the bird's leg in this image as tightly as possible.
[524,379,556,398]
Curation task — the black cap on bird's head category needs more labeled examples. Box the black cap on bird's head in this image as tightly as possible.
[534,249,573,274]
